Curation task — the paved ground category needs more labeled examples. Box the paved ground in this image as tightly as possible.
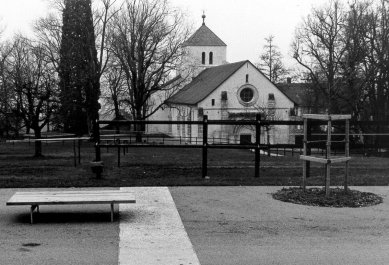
[171,186,389,265]
[1,186,389,265]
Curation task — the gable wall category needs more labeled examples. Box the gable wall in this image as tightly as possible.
[197,62,295,144]
[198,62,294,118]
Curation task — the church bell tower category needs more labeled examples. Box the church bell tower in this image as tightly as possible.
[180,13,227,77]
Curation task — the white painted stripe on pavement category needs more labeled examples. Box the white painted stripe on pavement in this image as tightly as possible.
[119,187,201,265]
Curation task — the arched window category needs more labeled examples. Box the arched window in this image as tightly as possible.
[202,52,206,64]
[246,74,249,83]
[209,52,213,65]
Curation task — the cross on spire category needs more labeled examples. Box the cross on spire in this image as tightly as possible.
[202,11,206,25]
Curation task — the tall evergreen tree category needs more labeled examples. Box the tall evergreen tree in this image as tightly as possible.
[59,0,100,135]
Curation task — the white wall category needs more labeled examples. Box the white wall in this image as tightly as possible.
[180,46,227,77]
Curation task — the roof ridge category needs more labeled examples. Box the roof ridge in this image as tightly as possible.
[183,24,226,47]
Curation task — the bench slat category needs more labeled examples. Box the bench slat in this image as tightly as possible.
[14,190,128,195]
[6,191,136,206]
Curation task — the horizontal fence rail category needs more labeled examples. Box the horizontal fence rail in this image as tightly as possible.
[97,119,389,126]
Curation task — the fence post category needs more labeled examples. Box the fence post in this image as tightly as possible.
[73,140,77,167]
[78,139,81,164]
[117,139,121,167]
[305,118,311,179]
[95,119,101,162]
[202,115,208,179]
[255,114,261,178]
[345,119,350,193]
[325,118,332,197]
[94,119,102,179]
[302,118,307,191]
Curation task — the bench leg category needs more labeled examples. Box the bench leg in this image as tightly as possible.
[111,203,114,222]
[30,205,38,224]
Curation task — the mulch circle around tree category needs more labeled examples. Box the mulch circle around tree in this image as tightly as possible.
[272,187,383,207]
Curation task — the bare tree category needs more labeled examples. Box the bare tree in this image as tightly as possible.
[0,41,18,137]
[365,0,389,122]
[109,0,190,139]
[257,35,288,83]
[292,0,347,114]
[338,1,371,121]
[8,36,58,156]
[101,60,127,119]
[34,14,62,70]
[93,0,121,78]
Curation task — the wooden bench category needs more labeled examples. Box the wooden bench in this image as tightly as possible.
[6,190,136,224]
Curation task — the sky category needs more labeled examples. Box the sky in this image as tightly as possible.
[0,0,331,69]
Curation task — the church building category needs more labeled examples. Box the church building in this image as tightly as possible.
[147,15,297,144]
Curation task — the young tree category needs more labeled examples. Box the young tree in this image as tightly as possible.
[109,0,190,138]
[257,35,287,83]
[58,0,100,136]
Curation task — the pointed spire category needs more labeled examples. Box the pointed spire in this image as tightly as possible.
[202,11,206,25]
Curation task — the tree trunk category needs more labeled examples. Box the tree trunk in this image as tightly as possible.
[34,128,43,157]
[135,110,143,143]
[113,96,121,119]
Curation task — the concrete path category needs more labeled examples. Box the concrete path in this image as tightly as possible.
[119,187,200,265]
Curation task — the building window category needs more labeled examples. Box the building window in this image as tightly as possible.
[221,91,228,100]
[211,99,215,106]
[209,52,213,64]
[202,52,206,64]
[246,74,249,83]
[237,84,258,107]
[240,88,254,103]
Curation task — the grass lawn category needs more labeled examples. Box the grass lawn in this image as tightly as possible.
[0,141,388,187]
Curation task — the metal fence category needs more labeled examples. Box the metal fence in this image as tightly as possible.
[93,116,389,179]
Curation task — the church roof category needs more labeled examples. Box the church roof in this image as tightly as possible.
[166,61,247,105]
[182,24,227,47]
[276,83,311,106]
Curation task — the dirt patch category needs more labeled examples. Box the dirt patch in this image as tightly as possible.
[272,187,383,207]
